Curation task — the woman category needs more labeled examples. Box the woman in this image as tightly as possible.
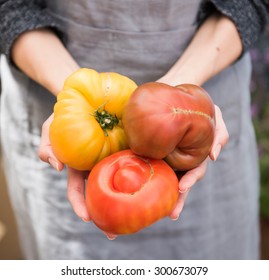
[0,0,267,259]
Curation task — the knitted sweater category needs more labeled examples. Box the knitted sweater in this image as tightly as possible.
[0,0,268,61]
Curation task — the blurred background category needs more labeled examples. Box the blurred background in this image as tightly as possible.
[0,28,269,260]
[250,26,269,260]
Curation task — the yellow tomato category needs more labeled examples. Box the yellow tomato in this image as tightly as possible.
[49,68,137,170]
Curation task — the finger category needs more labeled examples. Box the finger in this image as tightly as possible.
[38,113,64,171]
[67,167,91,222]
[169,190,190,220]
[178,158,209,193]
[210,105,229,161]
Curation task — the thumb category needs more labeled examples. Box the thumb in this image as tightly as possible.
[38,113,64,172]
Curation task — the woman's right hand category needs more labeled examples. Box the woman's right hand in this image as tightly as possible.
[38,113,91,222]
[38,113,117,240]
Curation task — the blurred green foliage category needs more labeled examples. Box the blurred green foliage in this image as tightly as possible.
[250,27,269,220]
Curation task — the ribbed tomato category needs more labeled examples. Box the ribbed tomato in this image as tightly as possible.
[49,68,137,170]
[86,150,179,235]
[122,82,216,171]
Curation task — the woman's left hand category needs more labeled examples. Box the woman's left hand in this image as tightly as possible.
[169,105,229,220]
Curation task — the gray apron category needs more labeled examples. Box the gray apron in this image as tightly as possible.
[0,0,260,259]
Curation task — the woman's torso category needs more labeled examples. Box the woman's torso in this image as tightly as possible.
[0,0,259,259]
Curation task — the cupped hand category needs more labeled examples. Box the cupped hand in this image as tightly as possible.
[38,113,117,240]
[67,167,117,240]
[169,105,229,220]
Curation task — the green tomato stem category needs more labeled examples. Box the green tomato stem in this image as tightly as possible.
[94,109,119,136]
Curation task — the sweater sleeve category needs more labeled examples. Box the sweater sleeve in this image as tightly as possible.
[198,0,269,52]
[0,0,65,62]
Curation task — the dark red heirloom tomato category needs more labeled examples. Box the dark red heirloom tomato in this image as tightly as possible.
[86,150,179,235]
[122,82,216,171]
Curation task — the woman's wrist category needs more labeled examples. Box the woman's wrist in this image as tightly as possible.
[42,59,80,95]
[157,70,201,87]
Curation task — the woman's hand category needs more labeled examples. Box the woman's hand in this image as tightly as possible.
[38,114,88,222]
[157,11,239,220]
[38,113,117,240]
[169,105,229,220]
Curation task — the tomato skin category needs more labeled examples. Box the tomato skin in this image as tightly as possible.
[86,150,179,235]
[49,68,137,170]
[122,82,216,171]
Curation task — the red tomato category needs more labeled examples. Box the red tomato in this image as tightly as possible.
[122,83,216,171]
[86,150,179,235]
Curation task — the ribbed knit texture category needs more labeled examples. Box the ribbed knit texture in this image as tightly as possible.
[0,0,64,60]
[198,0,269,52]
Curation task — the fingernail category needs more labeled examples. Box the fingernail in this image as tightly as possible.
[106,234,117,241]
[81,217,91,223]
[171,215,179,221]
[179,187,190,194]
[48,157,60,172]
[213,144,221,161]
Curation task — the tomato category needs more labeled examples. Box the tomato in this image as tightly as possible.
[49,68,137,170]
[122,82,216,171]
[86,150,179,235]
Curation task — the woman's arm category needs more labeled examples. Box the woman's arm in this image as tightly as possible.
[11,28,79,95]
[10,29,90,222]
[159,11,240,170]
[159,12,242,86]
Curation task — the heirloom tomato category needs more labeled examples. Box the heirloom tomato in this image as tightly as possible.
[49,68,137,170]
[86,150,179,235]
[122,82,216,171]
